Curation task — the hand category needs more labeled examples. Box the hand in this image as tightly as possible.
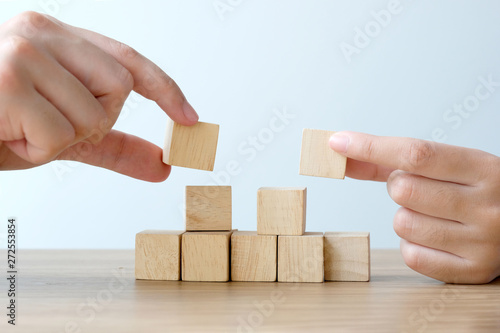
[329,131,500,284]
[0,11,199,182]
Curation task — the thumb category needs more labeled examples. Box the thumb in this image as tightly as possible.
[57,130,170,182]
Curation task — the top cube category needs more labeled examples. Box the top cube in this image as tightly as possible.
[162,118,220,171]
[299,128,347,179]
[257,187,306,236]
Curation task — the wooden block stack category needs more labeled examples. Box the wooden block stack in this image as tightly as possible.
[182,186,233,282]
[135,125,371,283]
[185,186,231,231]
[257,187,306,236]
[135,186,370,283]
[136,186,233,282]
[298,128,370,281]
[255,187,324,282]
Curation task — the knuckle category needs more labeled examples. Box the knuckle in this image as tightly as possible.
[9,11,51,33]
[403,140,435,172]
[401,244,424,272]
[32,132,74,164]
[105,67,133,116]
[112,40,139,61]
[0,62,20,92]
[104,54,133,96]
[360,138,376,161]
[117,66,134,94]
[162,72,178,89]
[3,35,37,59]
[138,67,181,102]
[388,171,414,205]
[20,11,49,26]
[393,208,414,239]
[0,35,37,91]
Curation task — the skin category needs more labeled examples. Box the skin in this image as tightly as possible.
[330,131,500,284]
[2,13,498,285]
[0,11,199,182]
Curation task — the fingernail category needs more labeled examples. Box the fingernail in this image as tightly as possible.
[182,101,199,123]
[329,133,349,153]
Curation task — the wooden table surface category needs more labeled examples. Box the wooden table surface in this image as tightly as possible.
[1,249,499,333]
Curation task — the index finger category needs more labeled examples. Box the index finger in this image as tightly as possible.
[329,131,493,185]
[46,16,198,126]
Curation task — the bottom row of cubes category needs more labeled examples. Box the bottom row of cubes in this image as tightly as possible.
[135,230,370,283]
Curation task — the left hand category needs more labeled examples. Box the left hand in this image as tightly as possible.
[329,131,500,284]
[0,12,199,182]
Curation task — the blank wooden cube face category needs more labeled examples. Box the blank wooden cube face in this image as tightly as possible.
[163,118,219,171]
[135,230,184,281]
[324,232,370,282]
[278,232,324,282]
[257,187,306,236]
[182,231,232,282]
[299,128,347,179]
[186,186,231,231]
[231,231,277,282]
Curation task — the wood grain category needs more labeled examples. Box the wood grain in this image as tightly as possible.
[324,231,370,282]
[162,118,219,171]
[231,231,277,282]
[3,249,499,333]
[182,231,233,282]
[185,186,232,231]
[278,232,324,282]
[299,128,347,179]
[135,230,183,280]
[257,187,306,236]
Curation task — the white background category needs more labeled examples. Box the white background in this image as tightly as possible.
[1,0,500,249]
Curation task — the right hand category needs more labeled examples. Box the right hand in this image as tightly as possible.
[0,11,199,182]
[330,131,500,284]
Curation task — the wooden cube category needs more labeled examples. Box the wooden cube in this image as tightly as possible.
[185,186,231,231]
[299,128,347,179]
[135,230,183,280]
[182,231,233,282]
[162,118,219,171]
[257,187,306,236]
[278,232,324,282]
[231,231,277,282]
[324,232,370,282]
